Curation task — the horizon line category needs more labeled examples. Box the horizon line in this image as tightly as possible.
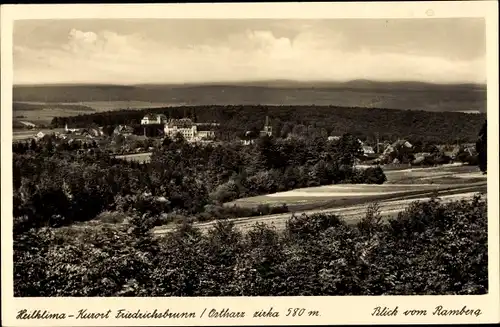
[13,79,488,87]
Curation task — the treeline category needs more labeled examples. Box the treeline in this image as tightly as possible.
[14,195,488,296]
[13,133,385,233]
[13,102,95,112]
[51,105,486,144]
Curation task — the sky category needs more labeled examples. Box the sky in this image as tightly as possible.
[13,18,486,85]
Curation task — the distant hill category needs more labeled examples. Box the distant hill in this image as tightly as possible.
[13,80,487,113]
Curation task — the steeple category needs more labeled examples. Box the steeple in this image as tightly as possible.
[260,116,272,137]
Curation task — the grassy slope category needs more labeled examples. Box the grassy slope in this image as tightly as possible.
[228,165,486,210]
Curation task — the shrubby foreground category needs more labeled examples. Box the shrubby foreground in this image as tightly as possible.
[14,195,488,296]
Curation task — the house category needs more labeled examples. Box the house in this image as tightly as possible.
[464,145,478,157]
[383,139,413,155]
[362,145,375,156]
[196,126,216,140]
[86,127,104,137]
[113,125,134,136]
[141,113,168,125]
[80,130,94,138]
[241,131,258,146]
[197,130,215,139]
[34,131,45,140]
[80,127,103,139]
[443,145,461,159]
[65,124,81,133]
[412,152,433,164]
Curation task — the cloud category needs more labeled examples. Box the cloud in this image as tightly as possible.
[13,28,486,85]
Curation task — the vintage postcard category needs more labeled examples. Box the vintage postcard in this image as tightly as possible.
[1,2,499,326]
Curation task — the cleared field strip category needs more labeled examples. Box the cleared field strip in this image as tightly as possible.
[153,185,486,236]
[115,152,153,163]
[231,192,482,233]
[229,180,486,210]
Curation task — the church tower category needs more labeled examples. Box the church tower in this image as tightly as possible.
[260,116,272,137]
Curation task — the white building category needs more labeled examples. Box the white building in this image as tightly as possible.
[164,118,197,140]
[164,118,215,141]
[65,124,81,133]
[197,130,216,140]
[141,114,168,125]
[327,135,341,142]
[362,145,375,155]
[35,131,45,140]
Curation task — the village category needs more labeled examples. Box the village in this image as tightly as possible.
[15,112,478,167]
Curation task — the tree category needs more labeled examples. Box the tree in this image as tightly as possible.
[476,121,486,174]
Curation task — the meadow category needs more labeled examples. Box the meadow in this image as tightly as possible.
[226,164,486,210]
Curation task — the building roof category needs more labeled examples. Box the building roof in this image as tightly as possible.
[196,124,216,131]
[414,152,432,158]
[465,147,478,156]
[392,139,412,148]
[166,118,194,128]
[241,130,259,140]
[143,113,157,120]
[114,125,134,133]
[362,145,375,153]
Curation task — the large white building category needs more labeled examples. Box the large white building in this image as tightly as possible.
[164,118,215,141]
[141,114,168,125]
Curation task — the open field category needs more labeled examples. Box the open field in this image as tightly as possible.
[12,128,65,141]
[153,163,486,235]
[226,182,485,209]
[13,101,180,125]
[227,164,484,208]
[383,163,484,183]
[115,152,153,163]
[154,190,485,236]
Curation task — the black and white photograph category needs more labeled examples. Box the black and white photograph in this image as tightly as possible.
[1,2,499,325]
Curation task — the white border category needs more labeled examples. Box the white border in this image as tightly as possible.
[1,2,499,326]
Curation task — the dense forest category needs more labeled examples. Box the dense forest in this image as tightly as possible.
[50,105,486,144]
[14,195,488,296]
[13,132,385,233]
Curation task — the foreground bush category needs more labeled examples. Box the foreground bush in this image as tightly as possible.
[14,196,487,296]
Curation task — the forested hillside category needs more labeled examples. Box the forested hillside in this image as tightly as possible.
[14,81,486,112]
[51,105,486,144]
